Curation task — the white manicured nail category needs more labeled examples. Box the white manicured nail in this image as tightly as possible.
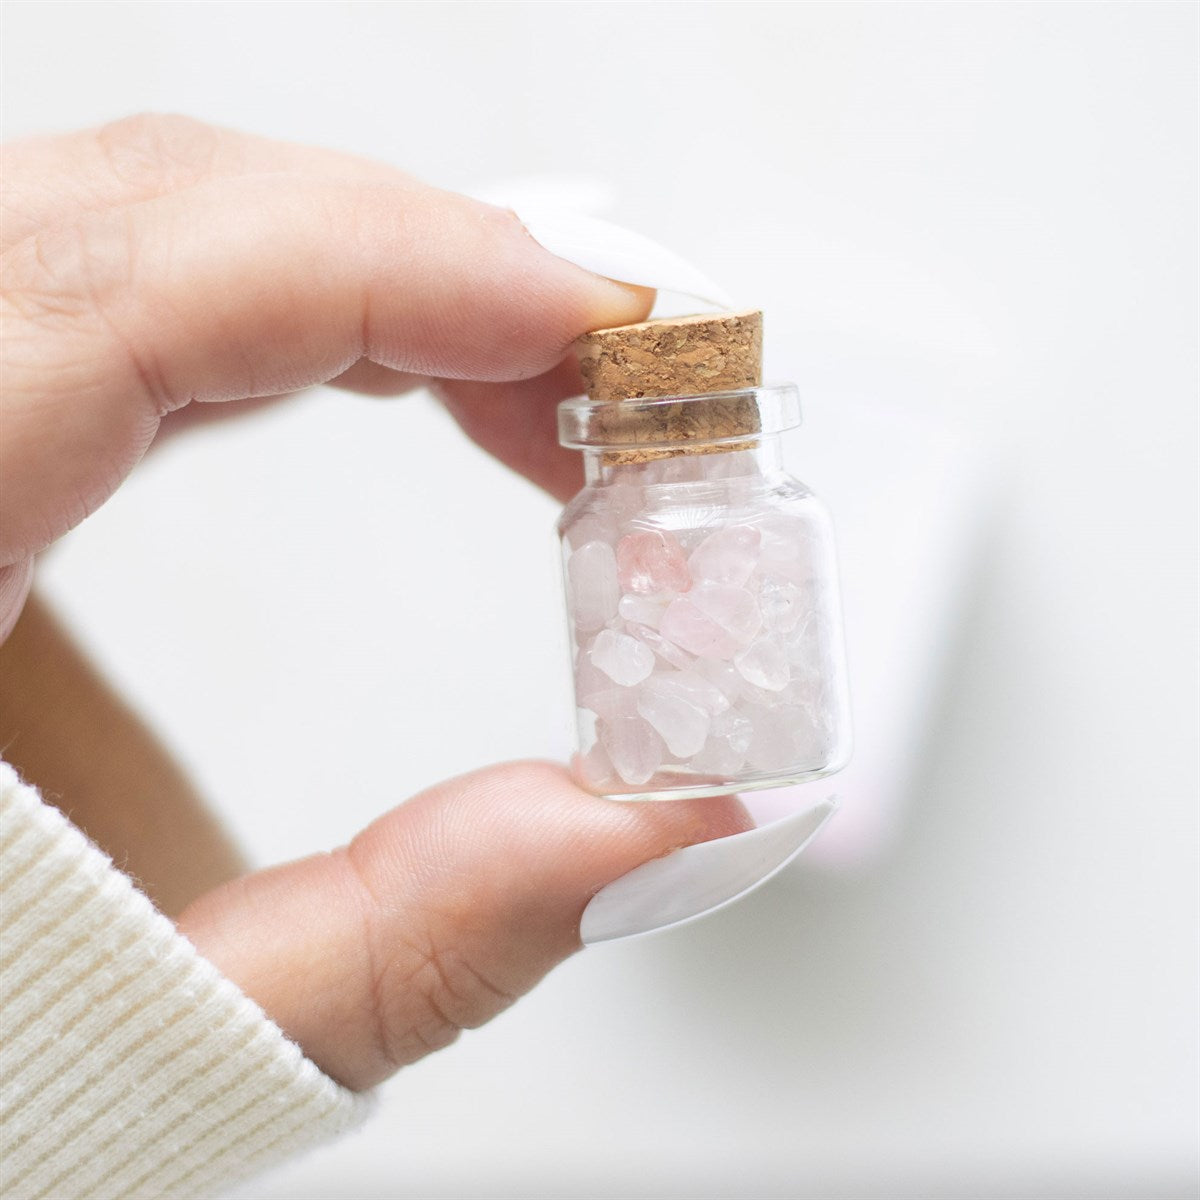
[514,205,733,308]
[580,797,839,945]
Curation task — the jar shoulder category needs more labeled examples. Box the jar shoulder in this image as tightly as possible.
[559,469,825,537]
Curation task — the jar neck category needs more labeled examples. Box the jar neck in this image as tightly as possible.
[582,435,784,485]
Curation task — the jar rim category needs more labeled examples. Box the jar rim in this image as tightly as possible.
[557,383,801,452]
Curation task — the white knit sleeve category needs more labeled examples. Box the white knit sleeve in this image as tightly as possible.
[0,762,372,1200]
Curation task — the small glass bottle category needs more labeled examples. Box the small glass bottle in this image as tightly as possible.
[556,312,851,801]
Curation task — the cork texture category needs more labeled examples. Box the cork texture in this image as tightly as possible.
[577,309,763,402]
[576,310,764,462]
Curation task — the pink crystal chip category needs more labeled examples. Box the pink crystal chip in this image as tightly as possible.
[629,624,694,671]
[598,716,665,787]
[616,530,691,596]
[688,525,761,587]
[688,584,763,645]
[691,709,754,775]
[589,628,655,687]
[575,650,639,720]
[659,596,743,660]
[694,657,744,706]
[618,593,669,629]
[636,675,710,758]
[568,540,619,631]
[744,705,806,773]
[759,579,805,633]
[734,636,790,692]
[758,517,817,586]
[577,740,615,790]
[643,669,729,717]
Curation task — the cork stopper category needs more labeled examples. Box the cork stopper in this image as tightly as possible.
[574,310,763,463]
[577,309,762,401]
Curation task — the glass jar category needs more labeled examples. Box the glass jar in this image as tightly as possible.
[557,384,851,801]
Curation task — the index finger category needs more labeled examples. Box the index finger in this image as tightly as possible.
[0,173,650,568]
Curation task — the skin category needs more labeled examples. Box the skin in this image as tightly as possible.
[0,115,752,1091]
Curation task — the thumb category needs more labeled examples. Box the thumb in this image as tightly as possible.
[175,762,751,1090]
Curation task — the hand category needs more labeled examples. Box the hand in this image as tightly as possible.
[0,115,751,1089]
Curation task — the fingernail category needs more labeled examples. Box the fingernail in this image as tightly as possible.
[513,205,734,308]
[0,558,34,644]
[580,797,839,945]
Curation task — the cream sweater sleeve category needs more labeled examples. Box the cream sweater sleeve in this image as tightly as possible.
[0,762,371,1200]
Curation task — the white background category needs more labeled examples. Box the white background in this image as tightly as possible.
[3,3,1197,1197]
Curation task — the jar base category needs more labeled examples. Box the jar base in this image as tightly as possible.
[579,761,847,803]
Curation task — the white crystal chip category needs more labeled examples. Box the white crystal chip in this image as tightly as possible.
[637,674,711,758]
[630,624,695,671]
[734,636,790,692]
[598,716,665,787]
[645,669,730,717]
[659,586,761,660]
[694,657,745,706]
[589,628,655,687]
[658,595,742,659]
[688,584,763,646]
[759,578,806,632]
[688,525,761,587]
[568,541,619,632]
[744,706,801,773]
[712,708,754,755]
[577,739,614,790]
[744,703,824,773]
[758,517,818,586]
[618,593,669,629]
[575,650,639,720]
[691,709,754,775]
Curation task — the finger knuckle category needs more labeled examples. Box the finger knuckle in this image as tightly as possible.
[416,941,517,1032]
[1,213,174,411]
[378,935,517,1070]
[94,112,220,195]
[341,841,518,1072]
[1,215,127,323]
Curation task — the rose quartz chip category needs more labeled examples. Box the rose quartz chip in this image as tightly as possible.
[636,676,710,758]
[577,740,615,790]
[758,517,818,586]
[691,710,754,776]
[688,525,761,587]
[692,743,743,776]
[589,628,655,687]
[618,593,669,629]
[630,624,694,671]
[575,649,639,720]
[744,704,808,773]
[694,658,744,706]
[616,530,691,596]
[713,708,754,753]
[598,716,665,787]
[688,584,763,647]
[785,612,827,679]
[759,579,806,632]
[659,596,743,659]
[565,515,614,552]
[642,669,729,717]
[734,636,790,692]
[574,648,613,699]
[578,688,639,721]
[568,540,619,632]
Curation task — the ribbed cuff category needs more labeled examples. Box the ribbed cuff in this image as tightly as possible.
[0,762,371,1200]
